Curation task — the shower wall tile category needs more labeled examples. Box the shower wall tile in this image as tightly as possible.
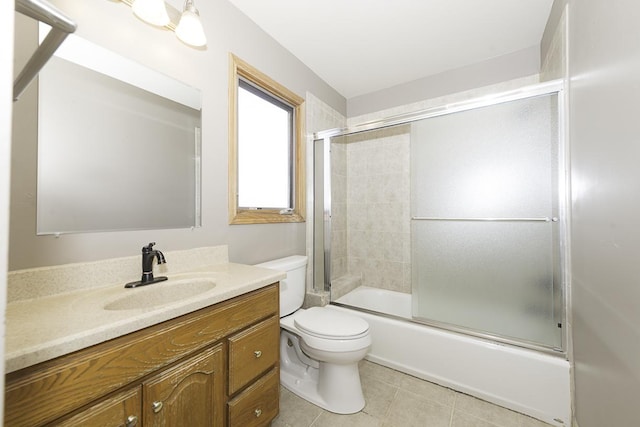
[330,140,348,284]
[368,232,386,260]
[306,92,346,134]
[330,274,362,300]
[381,173,404,203]
[403,262,412,293]
[332,202,347,230]
[402,202,411,234]
[383,234,404,263]
[381,261,405,292]
[347,203,367,230]
[402,233,411,263]
[332,174,347,202]
[331,142,348,176]
[363,258,385,287]
[349,150,369,177]
[332,230,347,258]
[337,127,412,295]
[331,255,347,280]
[347,257,367,280]
[348,180,368,205]
[381,203,406,233]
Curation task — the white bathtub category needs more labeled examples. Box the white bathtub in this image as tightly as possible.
[332,287,571,426]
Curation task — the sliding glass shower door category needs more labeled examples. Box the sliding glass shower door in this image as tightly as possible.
[411,92,563,349]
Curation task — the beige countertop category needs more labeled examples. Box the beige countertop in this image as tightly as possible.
[5,262,284,373]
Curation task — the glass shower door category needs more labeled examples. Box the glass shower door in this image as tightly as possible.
[410,93,563,349]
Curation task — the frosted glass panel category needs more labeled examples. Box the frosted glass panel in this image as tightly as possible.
[412,95,556,218]
[412,221,559,347]
[411,93,561,349]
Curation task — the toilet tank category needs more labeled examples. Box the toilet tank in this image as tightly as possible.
[255,255,307,317]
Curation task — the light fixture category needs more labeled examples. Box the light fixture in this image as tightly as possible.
[131,0,170,27]
[124,0,207,48]
[175,0,207,47]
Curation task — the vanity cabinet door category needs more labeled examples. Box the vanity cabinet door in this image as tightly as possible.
[52,387,142,427]
[143,344,225,427]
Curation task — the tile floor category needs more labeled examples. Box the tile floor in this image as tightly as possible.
[272,360,552,427]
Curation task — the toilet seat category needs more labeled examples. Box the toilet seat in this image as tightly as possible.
[294,307,369,340]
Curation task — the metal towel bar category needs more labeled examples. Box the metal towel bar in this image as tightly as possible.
[411,217,558,222]
[13,0,76,101]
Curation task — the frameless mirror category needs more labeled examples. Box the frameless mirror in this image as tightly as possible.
[36,25,202,234]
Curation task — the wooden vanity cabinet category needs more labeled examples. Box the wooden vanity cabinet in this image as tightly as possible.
[5,283,280,427]
[142,344,225,427]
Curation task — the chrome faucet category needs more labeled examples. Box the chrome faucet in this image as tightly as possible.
[125,242,168,288]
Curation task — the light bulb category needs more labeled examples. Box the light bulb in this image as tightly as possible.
[132,0,170,27]
[175,0,207,47]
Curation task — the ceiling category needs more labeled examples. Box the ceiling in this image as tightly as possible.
[227,0,554,99]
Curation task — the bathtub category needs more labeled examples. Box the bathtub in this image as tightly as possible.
[331,287,571,426]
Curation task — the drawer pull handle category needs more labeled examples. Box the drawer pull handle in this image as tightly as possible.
[254,350,262,358]
[125,415,138,427]
[254,408,262,418]
[152,401,163,413]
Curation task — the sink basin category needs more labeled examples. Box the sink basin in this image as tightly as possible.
[104,277,216,311]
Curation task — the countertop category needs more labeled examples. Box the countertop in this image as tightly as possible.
[5,262,285,373]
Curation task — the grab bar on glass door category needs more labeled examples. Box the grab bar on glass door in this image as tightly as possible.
[411,217,558,222]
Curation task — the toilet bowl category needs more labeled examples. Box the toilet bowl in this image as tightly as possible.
[255,256,371,414]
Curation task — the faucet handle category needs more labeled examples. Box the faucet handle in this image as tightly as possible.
[143,242,156,252]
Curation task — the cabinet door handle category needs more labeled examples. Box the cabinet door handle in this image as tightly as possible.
[254,408,262,418]
[125,415,138,427]
[152,401,163,413]
[254,350,262,358]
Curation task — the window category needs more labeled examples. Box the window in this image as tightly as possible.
[229,54,305,224]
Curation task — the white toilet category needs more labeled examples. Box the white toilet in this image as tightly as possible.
[255,255,371,414]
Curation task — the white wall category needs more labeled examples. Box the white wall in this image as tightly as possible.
[10,0,345,270]
[568,0,640,425]
[0,0,14,420]
[347,45,541,117]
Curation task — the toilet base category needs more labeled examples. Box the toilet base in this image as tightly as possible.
[280,330,365,414]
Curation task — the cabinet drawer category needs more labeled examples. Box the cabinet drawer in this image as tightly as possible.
[228,368,279,427]
[52,387,141,427]
[228,316,279,395]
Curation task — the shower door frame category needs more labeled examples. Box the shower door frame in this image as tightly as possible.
[313,79,569,355]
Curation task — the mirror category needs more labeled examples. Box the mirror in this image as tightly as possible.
[36,25,202,234]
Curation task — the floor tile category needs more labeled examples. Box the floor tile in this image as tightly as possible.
[310,410,382,427]
[272,387,323,427]
[382,389,453,427]
[454,394,525,427]
[359,359,405,387]
[360,375,398,418]
[520,415,555,427]
[451,411,503,427]
[398,373,457,407]
[275,360,554,427]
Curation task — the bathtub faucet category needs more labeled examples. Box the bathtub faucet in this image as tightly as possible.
[125,242,168,288]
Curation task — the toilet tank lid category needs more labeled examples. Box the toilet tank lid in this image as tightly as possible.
[254,255,308,271]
